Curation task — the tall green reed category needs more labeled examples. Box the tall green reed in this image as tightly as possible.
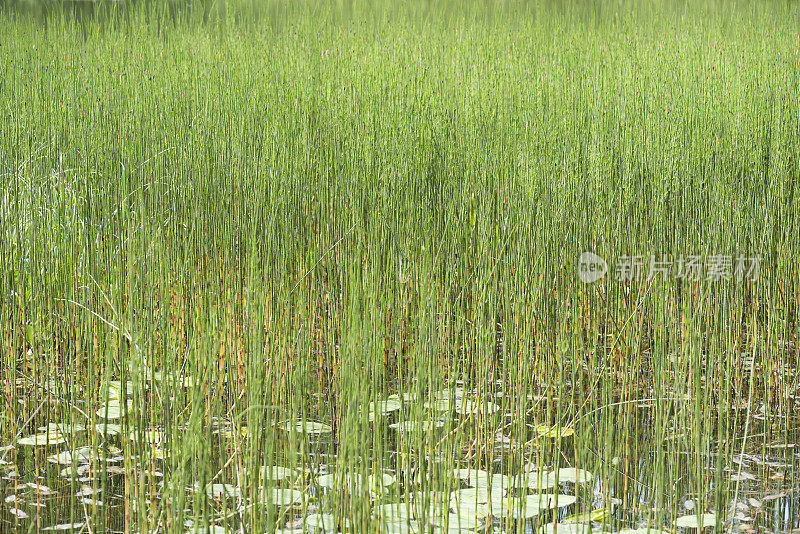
[0,0,797,531]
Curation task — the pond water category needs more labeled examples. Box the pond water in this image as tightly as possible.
[2,382,798,533]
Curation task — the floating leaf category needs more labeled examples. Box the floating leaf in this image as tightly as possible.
[509,470,556,490]
[552,494,578,508]
[9,508,29,519]
[367,473,396,491]
[279,420,332,434]
[475,499,510,517]
[383,520,420,534]
[675,513,718,529]
[747,498,762,509]
[95,423,122,436]
[97,399,132,420]
[129,429,164,445]
[496,494,559,519]
[39,423,85,434]
[406,491,449,522]
[303,512,344,530]
[317,472,363,491]
[60,464,91,479]
[375,502,414,522]
[389,420,445,432]
[23,482,55,495]
[41,523,87,532]
[18,431,67,446]
[424,399,454,411]
[550,468,593,485]
[453,470,510,493]
[440,510,485,530]
[370,399,402,414]
[101,381,135,400]
[48,446,94,465]
[450,486,507,509]
[76,486,101,497]
[476,494,555,519]
[265,488,303,506]
[539,522,591,534]
[257,465,297,481]
[453,468,490,485]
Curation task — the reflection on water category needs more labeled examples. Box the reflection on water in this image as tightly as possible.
[1,392,797,533]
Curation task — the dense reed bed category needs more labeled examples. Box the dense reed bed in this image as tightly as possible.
[0,0,798,532]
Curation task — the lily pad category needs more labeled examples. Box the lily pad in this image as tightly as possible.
[539,523,592,534]
[48,446,94,465]
[452,469,510,491]
[41,523,87,532]
[265,487,303,506]
[370,399,402,414]
[382,520,421,534]
[450,486,507,509]
[549,468,593,485]
[375,502,414,522]
[438,511,485,530]
[389,420,445,432]
[367,473,396,491]
[23,482,55,495]
[18,431,67,446]
[424,399,456,411]
[317,472,363,491]
[453,468,490,485]
[675,513,718,529]
[303,512,343,530]
[101,381,134,400]
[129,429,164,445]
[490,494,557,519]
[97,399,133,420]
[95,423,122,436]
[546,494,578,508]
[280,420,332,434]
[509,470,556,490]
[258,465,297,481]
[39,423,86,434]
